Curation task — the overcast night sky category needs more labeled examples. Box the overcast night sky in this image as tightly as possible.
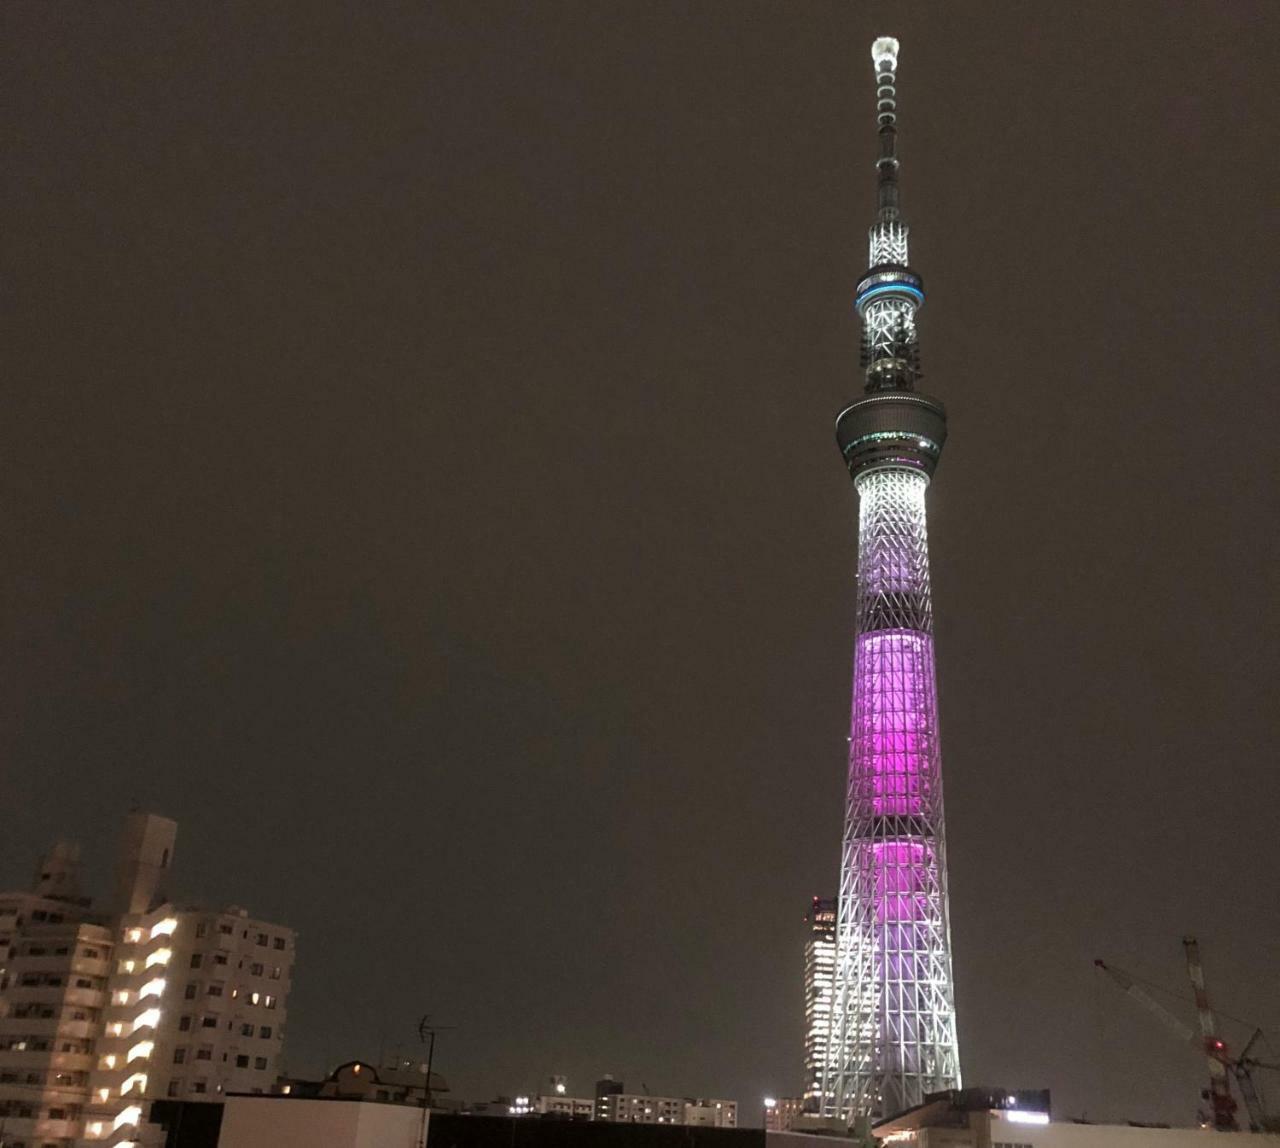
[3,0,1279,1129]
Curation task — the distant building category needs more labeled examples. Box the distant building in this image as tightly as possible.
[803,896,835,1112]
[765,1096,805,1132]
[592,1079,736,1128]
[496,1077,737,1128]
[0,812,295,1147]
[595,1074,623,1121]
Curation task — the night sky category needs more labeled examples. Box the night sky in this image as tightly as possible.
[4,0,1279,1128]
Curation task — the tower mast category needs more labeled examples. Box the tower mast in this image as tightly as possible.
[822,37,962,1123]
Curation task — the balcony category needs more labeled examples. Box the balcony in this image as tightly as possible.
[0,1047,92,1075]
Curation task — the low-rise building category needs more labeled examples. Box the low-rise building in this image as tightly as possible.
[870,1088,1280,1148]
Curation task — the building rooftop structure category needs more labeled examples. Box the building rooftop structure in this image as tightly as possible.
[870,1088,1280,1148]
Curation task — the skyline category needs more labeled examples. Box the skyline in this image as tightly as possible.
[4,0,1279,1128]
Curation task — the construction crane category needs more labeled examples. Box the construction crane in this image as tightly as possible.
[1183,936,1239,1132]
[1095,943,1280,1132]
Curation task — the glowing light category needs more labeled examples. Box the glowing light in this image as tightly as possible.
[109,1022,124,1036]
[764,1098,777,1109]
[125,928,143,943]
[139,977,166,999]
[122,1071,148,1094]
[114,1104,142,1130]
[871,37,899,68]
[150,917,178,939]
[88,1121,105,1136]
[103,1054,118,1069]
[145,947,171,968]
[131,1007,161,1032]
[127,1040,154,1062]
[1004,1110,1050,1125]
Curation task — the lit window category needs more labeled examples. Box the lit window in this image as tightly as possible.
[126,929,143,943]
[145,947,172,969]
[139,978,166,1000]
[127,1040,154,1063]
[150,918,178,940]
[132,1007,161,1032]
[114,1103,143,1130]
[121,1071,148,1094]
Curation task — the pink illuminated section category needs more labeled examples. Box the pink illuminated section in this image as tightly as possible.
[850,630,937,818]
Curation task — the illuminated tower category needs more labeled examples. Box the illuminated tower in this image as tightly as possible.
[823,37,961,1122]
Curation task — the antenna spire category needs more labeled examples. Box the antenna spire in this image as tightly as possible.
[871,37,901,222]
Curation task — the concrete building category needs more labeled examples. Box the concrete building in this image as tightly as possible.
[764,1097,806,1133]
[218,1094,423,1148]
[596,1090,737,1128]
[0,842,113,1148]
[0,812,295,1147]
[870,1089,1280,1148]
[802,897,835,1113]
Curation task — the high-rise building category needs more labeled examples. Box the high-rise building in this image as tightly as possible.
[0,842,113,1148]
[0,812,295,1147]
[823,37,962,1123]
[802,896,836,1112]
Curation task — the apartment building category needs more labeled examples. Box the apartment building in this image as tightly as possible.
[0,813,295,1148]
[0,843,113,1148]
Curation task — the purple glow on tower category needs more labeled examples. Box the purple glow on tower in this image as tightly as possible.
[852,630,936,818]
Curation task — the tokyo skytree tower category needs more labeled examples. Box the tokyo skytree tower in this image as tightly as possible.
[822,37,962,1123]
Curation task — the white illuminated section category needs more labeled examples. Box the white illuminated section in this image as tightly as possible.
[125,928,143,943]
[102,1054,118,1069]
[145,947,171,968]
[115,990,131,1005]
[1003,1110,1050,1125]
[109,1022,124,1036]
[131,1007,161,1032]
[114,1104,143,1130]
[139,977,166,1000]
[150,917,178,939]
[871,36,900,68]
[122,1071,148,1094]
[127,1040,154,1062]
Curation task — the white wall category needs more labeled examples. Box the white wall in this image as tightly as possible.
[218,1096,426,1148]
[989,1115,1280,1148]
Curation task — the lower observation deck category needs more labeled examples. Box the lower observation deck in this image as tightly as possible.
[836,390,947,481]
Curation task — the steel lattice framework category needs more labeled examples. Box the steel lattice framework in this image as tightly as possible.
[821,37,961,1124]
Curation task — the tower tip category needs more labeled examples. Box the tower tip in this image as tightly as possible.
[871,37,900,69]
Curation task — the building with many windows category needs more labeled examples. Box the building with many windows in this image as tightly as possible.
[0,842,113,1148]
[591,1078,737,1128]
[0,812,295,1148]
[802,896,835,1113]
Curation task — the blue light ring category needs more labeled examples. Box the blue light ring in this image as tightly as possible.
[854,282,925,314]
